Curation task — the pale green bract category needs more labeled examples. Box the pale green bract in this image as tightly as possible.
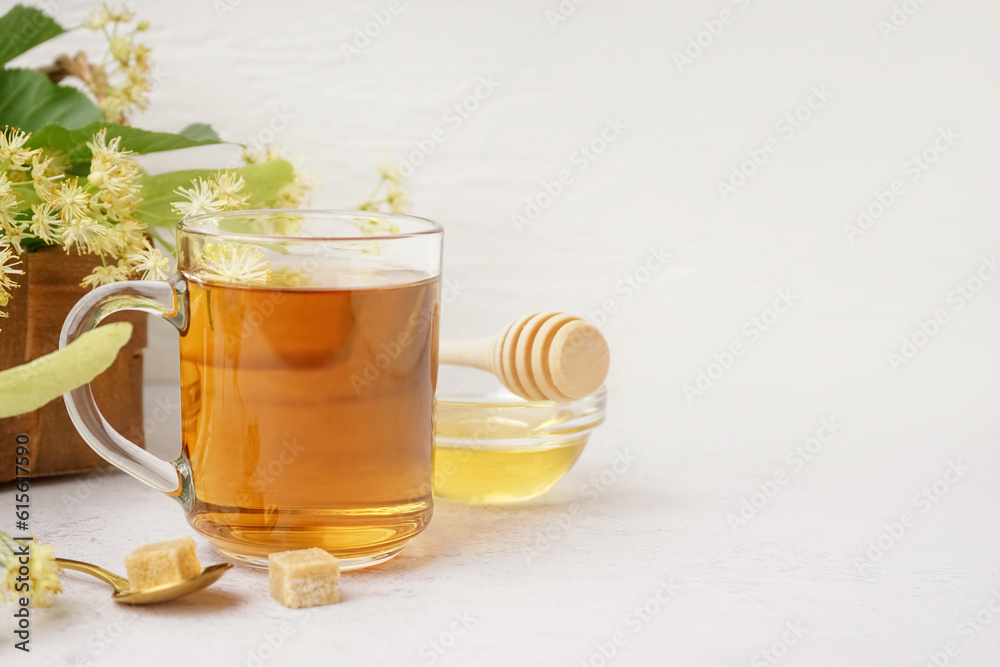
[0,321,132,418]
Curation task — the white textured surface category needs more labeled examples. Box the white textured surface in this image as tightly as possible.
[4,0,1000,665]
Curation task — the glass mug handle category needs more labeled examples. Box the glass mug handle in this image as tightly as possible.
[59,278,189,497]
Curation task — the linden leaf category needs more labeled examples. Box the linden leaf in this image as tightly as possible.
[27,121,226,163]
[0,68,101,132]
[0,322,133,418]
[0,5,65,66]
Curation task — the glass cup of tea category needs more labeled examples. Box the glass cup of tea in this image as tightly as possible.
[60,210,443,570]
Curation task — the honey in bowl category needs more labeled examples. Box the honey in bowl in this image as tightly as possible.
[433,367,606,504]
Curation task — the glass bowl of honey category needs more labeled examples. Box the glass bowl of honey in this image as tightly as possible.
[433,366,607,504]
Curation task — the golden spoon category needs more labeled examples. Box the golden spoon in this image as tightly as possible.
[440,312,610,402]
[56,558,232,605]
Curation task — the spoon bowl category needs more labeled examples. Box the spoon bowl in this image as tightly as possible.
[57,558,232,605]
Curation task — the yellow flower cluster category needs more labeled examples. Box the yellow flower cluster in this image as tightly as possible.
[0,126,176,317]
[0,121,278,319]
[352,157,411,236]
[0,534,62,609]
[358,156,411,224]
[0,126,171,292]
[170,172,249,221]
[81,4,152,124]
[0,248,22,318]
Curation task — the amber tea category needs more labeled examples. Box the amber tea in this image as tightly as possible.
[180,271,439,564]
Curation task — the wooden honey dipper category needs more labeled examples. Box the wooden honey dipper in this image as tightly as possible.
[439,312,610,402]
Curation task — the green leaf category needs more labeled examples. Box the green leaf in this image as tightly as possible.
[0,322,133,419]
[0,69,101,132]
[27,121,227,162]
[135,159,295,229]
[178,123,222,142]
[11,181,41,208]
[20,237,52,253]
[0,5,65,66]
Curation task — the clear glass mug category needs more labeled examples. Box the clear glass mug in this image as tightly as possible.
[60,211,442,569]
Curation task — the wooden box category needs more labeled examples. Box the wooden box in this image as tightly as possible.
[0,247,147,481]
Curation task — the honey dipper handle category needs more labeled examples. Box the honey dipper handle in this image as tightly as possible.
[439,337,496,372]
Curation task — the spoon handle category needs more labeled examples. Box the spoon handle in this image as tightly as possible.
[439,337,495,372]
[56,558,129,590]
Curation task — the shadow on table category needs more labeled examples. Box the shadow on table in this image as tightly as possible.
[360,484,595,575]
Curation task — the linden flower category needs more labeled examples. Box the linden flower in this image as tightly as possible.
[386,181,410,214]
[123,66,150,107]
[0,534,62,609]
[87,128,140,192]
[359,156,410,216]
[82,4,112,30]
[377,155,405,182]
[211,171,249,209]
[0,174,19,234]
[0,247,22,290]
[82,260,131,288]
[98,94,127,124]
[61,216,108,255]
[30,154,62,200]
[0,240,18,319]
[3,221,31,254]
[98,217,145,256]
[28,203,60,244]
[87,128,131,169]
[171,179,224,221]
[81,8,151,124]
[127,240,170,280]
[87,130,143,221]
[0,127,39,172]
[198,244,270,284]
[105,4,136,22]
[133,44,152,73]
[109,35,131,64]
[51,180,92,222]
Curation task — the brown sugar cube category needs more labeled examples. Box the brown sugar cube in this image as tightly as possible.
[124,537,201,590]
[268,548,340,609]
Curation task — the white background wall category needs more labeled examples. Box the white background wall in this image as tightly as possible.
[12,0,1000,664]
[36,0,990,426]
[93,0,999,472]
